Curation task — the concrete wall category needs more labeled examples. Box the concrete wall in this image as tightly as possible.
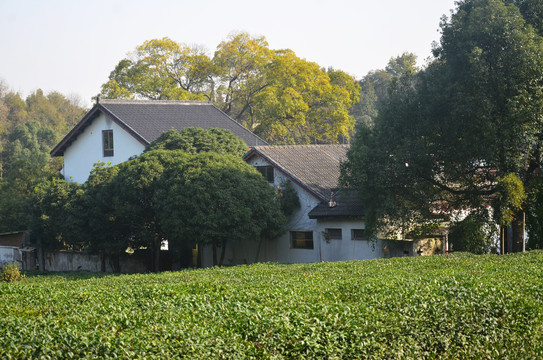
[316,219,383,261]
[0,246,35,270]
[0,246,20,267]
[41,251,148,273]
[63,113,146,183]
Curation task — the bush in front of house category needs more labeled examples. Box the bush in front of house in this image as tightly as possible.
[1,262,25,282]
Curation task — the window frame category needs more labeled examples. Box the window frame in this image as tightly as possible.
[290,231,314,249]
[256,165,274,183]
[324,228,342,240]
[351,229,366,241]
[102,129,114,157]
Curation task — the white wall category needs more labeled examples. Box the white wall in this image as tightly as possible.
[63,113,146,183]
[315,219,385,261]
[0,246,21,267]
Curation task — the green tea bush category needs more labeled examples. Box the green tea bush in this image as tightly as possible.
[1,262,25,282]
[1,252,543,359]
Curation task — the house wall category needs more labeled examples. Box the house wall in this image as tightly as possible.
[0,246,21,267]
[315,219,384,261]
[63,113,146,183]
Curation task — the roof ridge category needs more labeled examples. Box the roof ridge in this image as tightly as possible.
[254,144,349,149]
[99,99,211,105]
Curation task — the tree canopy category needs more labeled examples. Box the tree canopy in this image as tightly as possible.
[0,85,86,232]
[100,33,360,144]
[155,152,286,266]
[145,127,249,157]
[341,0,543,250]
[349,52,418,128]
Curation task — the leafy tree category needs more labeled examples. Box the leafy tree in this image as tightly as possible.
[145,127,248,157]
[100,32,359,144]
[350,52,418,128]
[101,38,211,101]
[155,153,286,266]
[341,0,543,251]
[0,87,85,232]
[110,151,189,271]
[75,162,132,272]
[31,177,83,251]
[448,214,494,254]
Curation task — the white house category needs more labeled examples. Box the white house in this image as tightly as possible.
[200,145,417,267]
[50,99,267,183]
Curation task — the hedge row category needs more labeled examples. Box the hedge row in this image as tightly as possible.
[1,251,543,359]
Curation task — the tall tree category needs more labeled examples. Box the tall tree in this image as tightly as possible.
[0,87,85,232]
[100,32,359,144]
[155,152,286,266]
[350,52,418,128]
[145,127,248,156]
[341,0,543,250]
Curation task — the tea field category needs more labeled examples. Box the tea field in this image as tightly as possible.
[1,252,543,359]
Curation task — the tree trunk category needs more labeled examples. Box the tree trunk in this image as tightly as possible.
[512,211,525,253]
[255,238,264,263]
[218,241,227,267]
[212,241,218,266]
[100,251,106,272]
[153,239,161,272]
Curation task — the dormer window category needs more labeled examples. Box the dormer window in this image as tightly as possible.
[102,130,114,157]
[256,165,274,183]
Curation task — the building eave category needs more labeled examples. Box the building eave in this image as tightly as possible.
[244,148,328,204]
[50,104,149,157]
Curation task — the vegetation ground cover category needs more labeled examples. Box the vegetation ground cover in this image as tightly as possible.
[1,252,543,359]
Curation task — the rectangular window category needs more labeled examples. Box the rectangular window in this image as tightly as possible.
[256,165,274,183]
[290,231,314,249]
[325,228,342,240]
[102,130,114,157]
[351,229,366,240]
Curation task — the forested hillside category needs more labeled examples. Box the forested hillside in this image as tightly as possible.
[0,83,86,232]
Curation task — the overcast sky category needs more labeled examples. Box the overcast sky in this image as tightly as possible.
[0,0,457,108]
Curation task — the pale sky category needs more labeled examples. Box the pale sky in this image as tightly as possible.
[0,0,457,108]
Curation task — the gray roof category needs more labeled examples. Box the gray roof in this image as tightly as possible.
[308,191,365,219]
[51,99,267,156]
[244,145,349,202]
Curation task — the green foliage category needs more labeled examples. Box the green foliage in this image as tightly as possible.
[342,0,543,239]
[0,86,85,232]
[350,52,418,128]
[31,177,83,250]
[100,32,359,144]
[109,151,189,271]
[493,173,526,226]
[1,262,25,282]
[145,127,248,157]
[277,180,301,216]
[1,252,543,358]
[156,152,286,266]
[448,214,494,254]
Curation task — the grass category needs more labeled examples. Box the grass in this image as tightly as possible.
[1,251,543,359]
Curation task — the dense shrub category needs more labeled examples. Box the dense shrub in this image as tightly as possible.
[1,252,543,358]
[1,262,25,282]
[448,214,493,254]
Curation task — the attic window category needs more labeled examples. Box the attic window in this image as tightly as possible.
[256,165,274,183]
[102,130,114,157]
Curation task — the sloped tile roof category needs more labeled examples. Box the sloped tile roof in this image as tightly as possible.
[308,190,365,219]
[51,99,267,156]
[245,145,349,202]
